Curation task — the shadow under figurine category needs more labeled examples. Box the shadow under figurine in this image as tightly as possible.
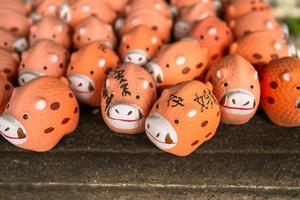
[206,54,260,125]
[145,80,220,157]
[0,76,79,152]
[101,63,157,135]
[260,57,300,127]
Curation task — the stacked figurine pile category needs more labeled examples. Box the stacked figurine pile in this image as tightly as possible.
[0,0,299,156]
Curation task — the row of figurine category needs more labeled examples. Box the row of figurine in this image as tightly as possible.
[0,0,298,156]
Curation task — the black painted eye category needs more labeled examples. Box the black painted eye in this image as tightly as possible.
[166,64,170,68]
[90,70,94,75]
[126,45,130,49]
[136,95,140,99]
[70,66,74,70]
[52,34,56,38]
[224,82,228,87]
[297,86,300,90]
[174,119,179,124]
[6,104,9,109]
[87,37,91,41]
[146,47,149,51]
[155,104,159,109]
[23,114,29,120]
[43,66,47,70]
[22,64,25,68]
[250,85,254,89]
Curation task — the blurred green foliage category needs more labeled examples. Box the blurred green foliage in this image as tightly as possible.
[285,17,300,36]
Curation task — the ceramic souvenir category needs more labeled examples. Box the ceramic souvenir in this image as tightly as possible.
[101,63,157,134]
[206,55,260,125]
[0,76,79,151]
[146,39,208,90]
[18,39,69,85]
[67,42,119,106]
[31,0,67,21]
[119,25,162,66]
[145,80,220,156]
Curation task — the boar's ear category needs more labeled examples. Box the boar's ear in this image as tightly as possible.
[60,76,69,86]
[229,43,238,54]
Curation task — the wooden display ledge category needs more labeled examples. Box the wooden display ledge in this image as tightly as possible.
[0,105,299,199]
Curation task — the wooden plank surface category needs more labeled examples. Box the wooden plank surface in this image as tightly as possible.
[0,106,299,199]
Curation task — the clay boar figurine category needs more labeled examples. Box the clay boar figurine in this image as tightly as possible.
[206,55,260,125]
[0,76,79,152]
[260,57,300,127]
[145,80,220,156]
[101,63,157,134]
[18,39,69,85]
[67,42,119,107]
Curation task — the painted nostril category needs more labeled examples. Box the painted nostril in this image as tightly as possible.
[115,109,119,114]
[78,83,82,87]
[127,111,132,116]
[147,124,150,129]
[243,101,250,106]
[297,103,300,109]
[138,57,142,61]
[5,127,9,132]
[156,133,160,137]
[232,99,236,104]
[22,78,25,84]
[128,56,132,61]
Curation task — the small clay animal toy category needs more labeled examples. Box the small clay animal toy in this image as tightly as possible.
[260,57,300,127]
[73,15,116,49]
[224,0,271,21]
[67,42,119,107]
[0,0,31,15]
[30,0,68,20]
[229,10,283,40]
[120,8,173,43]
[206,55,260,125]
[18,39,69,85]
[0,28,28,53]
[119,25,162,66]
[0,76,79,152]
[59,0,117,28]
[230,31,289,67]
[29,17,71,49]
[0,48,20,82]
[124,0,171,19]
[174,2,216,39]
[146,39,208,90]
[0,9,32,37]
[0,72,13,114]
[101,63,157,134]
[145,80,220,156]
[189,16,233,66]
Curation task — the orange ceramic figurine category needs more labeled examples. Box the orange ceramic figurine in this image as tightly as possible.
[0,28,28,53]
[101,63,157,134]
[18,40,69,85]
[206,55,260,125]
[67,42,119,107]
[0,9,31,37]
[59,0,117,28]
[230,31,289,67]
[224,0,271,21]
[31,0,67,20]
[229,10,283,40]
[174,2,216,39]
[146,39,208,90]
[260,57,300,127]
[73,15,116,49]
[0,48,20,82]
[189,16,233,66]
[120,9,173,43]
[29,17,72,49]
[0,76,79,152]
[124,0,171,19]
[119,25,162,66]
[0,73,13,114]
[145,80,220,156]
